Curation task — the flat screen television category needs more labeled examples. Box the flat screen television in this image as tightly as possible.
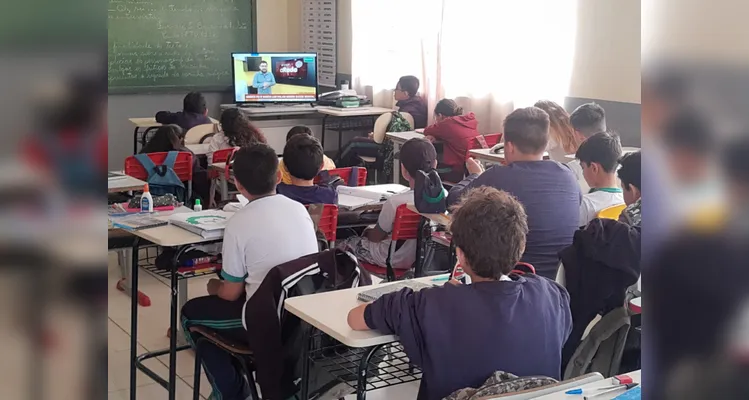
[231,52,318,103]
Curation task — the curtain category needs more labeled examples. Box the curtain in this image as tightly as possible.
[351,0,579,132]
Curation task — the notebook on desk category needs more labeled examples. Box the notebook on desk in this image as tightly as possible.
[111,214,169,231]
[357,280,435,302]
[168,210,234,239]
[336,184,410,210]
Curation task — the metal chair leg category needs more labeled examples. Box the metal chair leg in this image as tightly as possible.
[192,342,202,400]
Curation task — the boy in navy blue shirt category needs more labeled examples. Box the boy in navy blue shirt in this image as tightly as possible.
[155,91,212,131]
[277,134,338,205]
[348,187,573,400]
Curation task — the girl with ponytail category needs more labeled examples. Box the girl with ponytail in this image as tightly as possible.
[423,99,480,182]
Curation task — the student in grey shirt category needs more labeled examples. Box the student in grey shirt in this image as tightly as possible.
[448,107,581,279]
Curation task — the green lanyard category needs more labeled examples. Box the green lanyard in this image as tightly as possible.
[589,187,623,194]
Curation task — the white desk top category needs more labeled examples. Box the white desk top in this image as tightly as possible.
[108,174,146,193]
[385,131,425,144]
[126,208,226,247]
[186,143,211,155]
[284,275,447,348]
[469,148,550,163]
[316,106,393,117]
[129,117,219,128]
[533,370,641,400]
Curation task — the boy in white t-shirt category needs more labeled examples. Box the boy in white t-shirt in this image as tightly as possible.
[338,138,438,270]
[576,131,625,226]
[181,143,318,400]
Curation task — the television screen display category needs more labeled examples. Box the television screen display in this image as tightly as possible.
[231,52,318,103]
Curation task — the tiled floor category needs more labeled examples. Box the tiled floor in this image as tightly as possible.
[107,252,418,399]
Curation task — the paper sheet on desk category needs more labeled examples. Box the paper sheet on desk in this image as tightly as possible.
[223,194,249,212]
[337,194,380,210]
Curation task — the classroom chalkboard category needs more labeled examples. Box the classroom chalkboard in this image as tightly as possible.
[108,0,256,93]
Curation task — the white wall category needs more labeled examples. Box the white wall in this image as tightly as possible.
[567,0,641,104]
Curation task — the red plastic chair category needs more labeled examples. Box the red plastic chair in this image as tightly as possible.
[124,151,194,198]
[482,133,503,147]
[306,204,339,248]
[469,133,503,151]
[313,167,368,186]
[359,204,422,281]
[209,147,237,180]
[511,262,536,275]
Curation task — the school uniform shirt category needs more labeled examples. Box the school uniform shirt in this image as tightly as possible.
[276,183,338,205]
[423,113,480,168]
[447,161,581,279]
[396,96,429,129]
[220,195,319,302]
[364,274,573,400]
[279,156,336,184]
[154,111,212,132]
[566,159,590,193]
[579,188,624,226]
[338,191,417,269]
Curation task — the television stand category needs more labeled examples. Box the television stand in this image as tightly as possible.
[238,103,265,108]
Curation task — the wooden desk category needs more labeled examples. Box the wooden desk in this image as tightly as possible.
[385,131,425,184]
[316,106,393,153]
[406,203,451,227]
[469,148,550,165]
[129,117,219,154]
[533,370,641,399]
[108,174,146,193]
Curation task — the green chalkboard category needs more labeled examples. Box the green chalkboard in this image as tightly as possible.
[108,0,256,93]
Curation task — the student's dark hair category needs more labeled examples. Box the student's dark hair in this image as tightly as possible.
[140,124,186,154]
[450,187,528,278]
[434,99,463,117]
[219,108,267,147]
[570,102,606,137]
[617,151,641,191]
[575,131,623,173]
[396,75,420,97]
[662,107,714,153]
[399,138,437,177]
[283,134,324,180]
[503,107,550,154]
[183,92,207,114]
[232,143,279,195]
[286,125,313,142]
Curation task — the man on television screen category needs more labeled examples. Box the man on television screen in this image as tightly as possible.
[252,61,276,95]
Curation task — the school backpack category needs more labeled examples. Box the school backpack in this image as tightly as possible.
[380,111,413,182]
[133,151,187,201]
[414,169,448,214]
[444,371,557,400]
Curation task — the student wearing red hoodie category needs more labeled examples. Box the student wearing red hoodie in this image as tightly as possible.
[424,99,480,182]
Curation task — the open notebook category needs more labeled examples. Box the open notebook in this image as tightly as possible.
[337,184,409,210]
[357,280,435,302]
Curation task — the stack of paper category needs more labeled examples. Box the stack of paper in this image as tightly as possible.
[111,214,169,231]
[168,210,234,239]
[336,184,409,210]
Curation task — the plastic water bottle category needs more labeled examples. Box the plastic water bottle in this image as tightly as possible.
[193,199,202,212]
[140,184,153,213]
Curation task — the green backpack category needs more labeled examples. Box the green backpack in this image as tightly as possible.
[379,111,413,182]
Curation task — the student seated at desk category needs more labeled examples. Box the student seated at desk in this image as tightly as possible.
[568,102,607,192]
[140,124,210,202]
[447,107,581,280]
[277,134,338,205]
[423,99,479,182]
[394,75,428,129]
[207,108,267,163]
[347,187,572,400]
[575,131,625,226]
[534,100,584,163]
[181,144,318,400]
[337,138,437,270]
[155,91,213,132]
[617,151,641,227]
[279,125,336,184]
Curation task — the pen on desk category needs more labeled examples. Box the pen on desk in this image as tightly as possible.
[431,276,449,282]
[565,383,639,395]
[581,383,639,399]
